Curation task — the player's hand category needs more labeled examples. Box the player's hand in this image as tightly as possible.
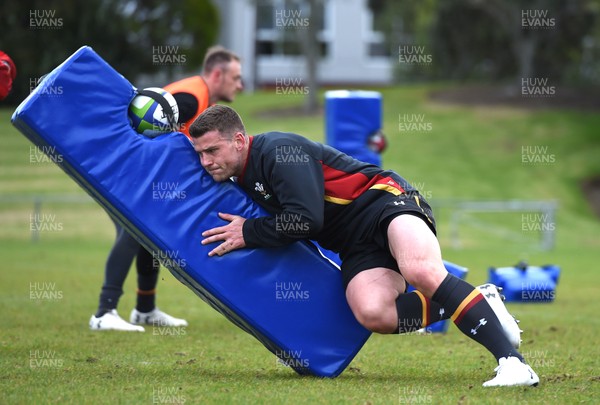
[201,212,247,256]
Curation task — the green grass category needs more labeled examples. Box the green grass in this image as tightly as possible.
[1,85,600,404]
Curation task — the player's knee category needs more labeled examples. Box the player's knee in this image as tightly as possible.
[400,259,447,297]
[353,302,397,334]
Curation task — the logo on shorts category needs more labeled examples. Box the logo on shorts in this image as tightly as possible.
[254,182,272,200]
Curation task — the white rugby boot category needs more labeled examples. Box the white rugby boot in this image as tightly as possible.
[130,308,188,327]
[483,356,540,387]
[89,309,145,332]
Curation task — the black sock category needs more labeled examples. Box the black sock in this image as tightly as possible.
[96,285,122,317]
[432,274,523,362]
[135,247,159,313]
[395,291,449,333]
[96,223,138,318]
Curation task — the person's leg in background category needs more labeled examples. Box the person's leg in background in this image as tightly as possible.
[129,247,188,328]
[90,219,144,331]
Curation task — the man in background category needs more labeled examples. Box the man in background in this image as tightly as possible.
[89,46,243,331]
[165,46,243,138]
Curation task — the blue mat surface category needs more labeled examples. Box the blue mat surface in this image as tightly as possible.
[12,46,371,377]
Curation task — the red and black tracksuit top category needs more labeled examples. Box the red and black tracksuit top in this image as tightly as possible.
[238,132,418,253]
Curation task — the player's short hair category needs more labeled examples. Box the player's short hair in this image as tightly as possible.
[190,104,246,139]
[202,46,240,74]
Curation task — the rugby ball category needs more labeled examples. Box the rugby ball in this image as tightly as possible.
[128,87,179,135]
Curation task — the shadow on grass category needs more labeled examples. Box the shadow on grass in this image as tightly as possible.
[183,364,479,385]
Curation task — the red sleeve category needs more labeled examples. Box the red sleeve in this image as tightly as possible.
[0,51,16,100]
[0,63,12,100]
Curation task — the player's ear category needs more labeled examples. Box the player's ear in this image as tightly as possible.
[233,132,245,149]
[212,67,223,82]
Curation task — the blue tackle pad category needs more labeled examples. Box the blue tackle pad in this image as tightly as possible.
[11,46,371,377]
[488,263,560,303]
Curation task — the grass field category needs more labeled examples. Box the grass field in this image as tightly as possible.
[1,85,599,404]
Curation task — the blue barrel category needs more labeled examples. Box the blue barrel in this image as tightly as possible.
[488,264,560,303]
[325,90,383,166]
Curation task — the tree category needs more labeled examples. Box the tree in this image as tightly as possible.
[297,0,319,114]
[466,0,596,83]
[371,0,597,84]
[0,0,218,104]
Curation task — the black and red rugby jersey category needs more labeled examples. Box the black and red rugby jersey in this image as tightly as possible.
[238,132,417,252]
